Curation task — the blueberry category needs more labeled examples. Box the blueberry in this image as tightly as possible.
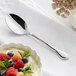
[0,71,1,76]
[9,61,12,63]
[18,68,24,72]
[7,52,14,57]
[2,61,5,63]
[22,57,28,64]
[29,67,31,70]
[2,73,6,76]
[9,61,14,67]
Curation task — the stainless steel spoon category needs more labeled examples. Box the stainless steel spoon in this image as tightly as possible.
[6,13,69,60]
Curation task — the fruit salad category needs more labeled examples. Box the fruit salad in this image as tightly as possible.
[0,43,41,76]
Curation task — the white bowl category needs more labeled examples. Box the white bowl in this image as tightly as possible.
[0,43,42,76]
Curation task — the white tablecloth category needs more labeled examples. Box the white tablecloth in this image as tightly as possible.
[19,0,71,27]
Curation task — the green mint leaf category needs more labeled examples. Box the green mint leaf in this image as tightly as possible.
[0,62,6,68]
[18,51,30,58]
[0,57,9,75]
[3,57,10,68]
[24,66,33,74]
[18,51,23,57]
[23,51,30,58]
[24,70,33,73]
[24,66,30,71]
[1,69,6,75]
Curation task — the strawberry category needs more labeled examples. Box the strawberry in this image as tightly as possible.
[0,53,10,61]
[6,67,16,76]
[14,59,24,69]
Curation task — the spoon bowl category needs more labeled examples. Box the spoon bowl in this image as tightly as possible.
[6,14,29,35]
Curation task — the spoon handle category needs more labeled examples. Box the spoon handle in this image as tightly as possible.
[30,34,69,60]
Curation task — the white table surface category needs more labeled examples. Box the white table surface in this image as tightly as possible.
[19,0,71,28]
[0,0,76,76]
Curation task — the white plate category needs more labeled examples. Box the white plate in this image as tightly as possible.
[0,0,76,76]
